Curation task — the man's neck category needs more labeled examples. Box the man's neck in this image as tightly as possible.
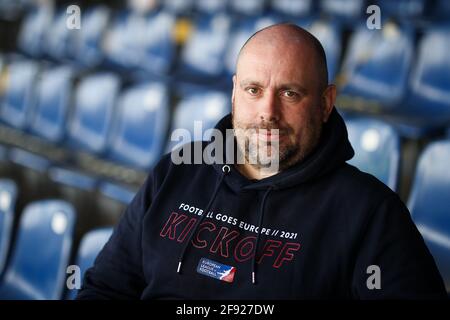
[235,163,279,180]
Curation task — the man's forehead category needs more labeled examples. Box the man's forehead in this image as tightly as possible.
[238,25,317,59]
[236,46,312,82]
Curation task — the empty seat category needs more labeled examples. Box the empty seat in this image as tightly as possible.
[66,227,112,299]
[376,0,426,20]
[408,140,450,293]
[107,82,169,169]
[29,65,74,143]
[17,3,54,58]
[270,0,314,18]
[339,22,414,107]
[0,200,75,300]
[44,8,76,61]
[229,0,266,16]
[320,0,365,23]
[178,13,231,84]
[6,64,74,208]
[0,179,17,276]
[346,117,400,191]
[195,0,228,15]
[49,72,120,192]
[68,72,120,154]
[97,81,169,205]
[103,10,175,76]
[163,0,195,15]
[70,5,110,68]
[402,25,450,129]
[0,60,40,129]
[98,181,137,206]
[167,90,230,152]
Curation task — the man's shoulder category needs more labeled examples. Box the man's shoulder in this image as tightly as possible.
[329,163,399,203]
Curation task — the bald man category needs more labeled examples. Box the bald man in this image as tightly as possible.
[77,24,446,299]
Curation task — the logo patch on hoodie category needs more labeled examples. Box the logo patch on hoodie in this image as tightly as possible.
[196,258,236,283]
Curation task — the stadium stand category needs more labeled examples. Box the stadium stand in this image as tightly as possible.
[0,0,448,300]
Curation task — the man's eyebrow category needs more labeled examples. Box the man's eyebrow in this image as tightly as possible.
[239,79,264,88]
[278,83,308,94]
[239,80,308,94]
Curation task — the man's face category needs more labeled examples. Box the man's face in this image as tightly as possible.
[232,41,326,171]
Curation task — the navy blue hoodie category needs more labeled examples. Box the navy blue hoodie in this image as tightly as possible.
[77,108,446,299]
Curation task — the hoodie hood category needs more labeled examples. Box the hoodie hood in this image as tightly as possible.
[210,107,355,192]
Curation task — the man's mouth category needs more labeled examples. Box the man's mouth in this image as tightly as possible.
[257,131,280,141]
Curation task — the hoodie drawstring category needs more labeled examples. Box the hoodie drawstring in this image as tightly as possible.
[251,187,272,285]
[176,165,230,274]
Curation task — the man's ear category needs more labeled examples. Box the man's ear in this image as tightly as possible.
[322,84,336,123]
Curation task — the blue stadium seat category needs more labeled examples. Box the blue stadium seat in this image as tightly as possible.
[401,25,450,130]
[98,82,169,204]
[97,180,137,226]
[319,0,365,23]
[72,5,111,67]
[408,140,450,294]
[29,65,74,143]
[339,22,414,107]
[68,72,120,154]
[270,0,314,18]
[167,90,230,152]
[44,9,76,61]
[17,3,54,58]
[0,60,40,129]
[346,117,400,191]
[103,10,175,76]
[49,72,120,191]
[376,0,426,20]
[66,227,112,300]
[178,13,232,85]
[6,64,73,196]
[107,82,169,169]
[229,0,266,16]
[224,15,280,78]
[98,181,137,206]
[0,179,17,276]
[0,200,75,300]
[195,0,228,14]
[163,0,195,14]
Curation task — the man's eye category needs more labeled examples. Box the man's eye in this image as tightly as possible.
[283,90,298,98]
[246,87,260,95]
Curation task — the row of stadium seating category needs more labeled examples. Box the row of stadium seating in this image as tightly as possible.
[7,1,450,136]
[0,137,448,299]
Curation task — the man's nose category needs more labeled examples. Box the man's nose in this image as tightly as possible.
[259,92,280,122]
